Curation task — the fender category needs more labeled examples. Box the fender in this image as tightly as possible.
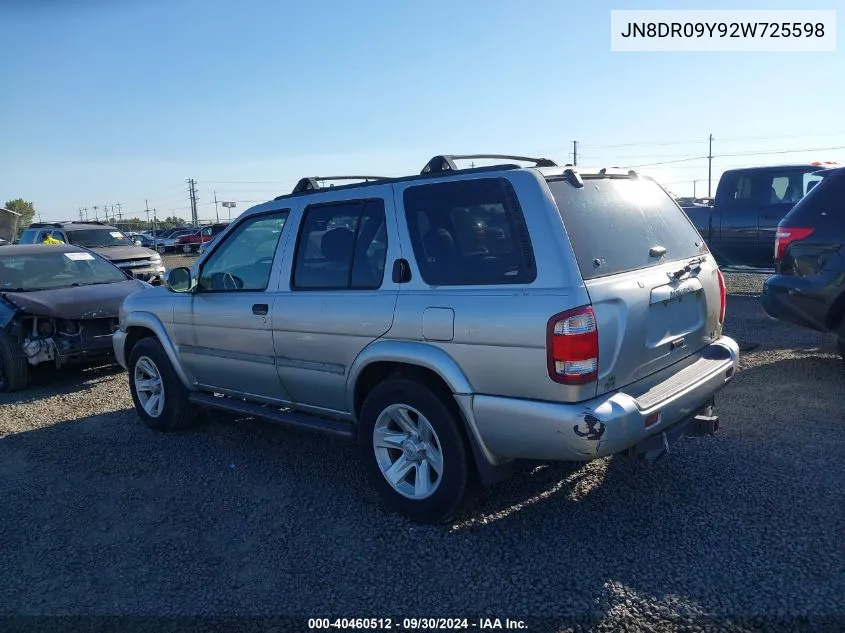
[346,339,474,410]
[119,311,195,390]
[346,339,506,469]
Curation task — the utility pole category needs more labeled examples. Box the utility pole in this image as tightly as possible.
[693,180,698,197]
[214,190,219,223]
[187,178,198,226]
[707,133,714,198]
[92,205,99,221]
[572,140,578,166]
[145,199,151,230]
[116,202,122,222]
[81,207,88,221]
[78,207,84,222]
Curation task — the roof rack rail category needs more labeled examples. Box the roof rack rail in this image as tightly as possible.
[421,154,558,175]
[290,176,390,195]
[69,220,107,225]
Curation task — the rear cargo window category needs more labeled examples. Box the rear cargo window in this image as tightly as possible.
[781,170,845,225]
[547,176,706,281]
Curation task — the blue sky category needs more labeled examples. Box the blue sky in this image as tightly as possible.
[1,0,842,222]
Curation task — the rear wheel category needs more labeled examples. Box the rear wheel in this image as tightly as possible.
[0,331,29,392]
[181,244,192,254]
[358,378,471,524]
[128,337,197,431]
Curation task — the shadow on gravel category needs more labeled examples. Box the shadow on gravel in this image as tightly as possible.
[2,352,842,621]
[0,363,125,406]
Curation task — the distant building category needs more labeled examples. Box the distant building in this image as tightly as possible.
[0,207,21,242]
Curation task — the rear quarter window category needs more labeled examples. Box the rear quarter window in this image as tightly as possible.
[402,177,536,286]
[547,176,706,281]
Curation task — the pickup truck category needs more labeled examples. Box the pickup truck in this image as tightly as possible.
[682,163,836,269]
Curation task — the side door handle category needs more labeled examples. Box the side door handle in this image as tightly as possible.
[252,303,269,316]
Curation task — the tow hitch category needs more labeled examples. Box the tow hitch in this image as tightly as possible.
[624,403,720,462]
[685,412,720,437]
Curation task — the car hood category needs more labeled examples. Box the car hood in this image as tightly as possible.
[1,279,149,319]
[90,245,158,260]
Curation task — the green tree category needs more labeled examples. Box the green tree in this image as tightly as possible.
[4,198,36,228]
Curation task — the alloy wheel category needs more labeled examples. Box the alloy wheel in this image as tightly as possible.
[373,404,444,500]
[134,355,166,418]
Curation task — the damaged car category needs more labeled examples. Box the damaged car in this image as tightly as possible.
[0,244,149,391]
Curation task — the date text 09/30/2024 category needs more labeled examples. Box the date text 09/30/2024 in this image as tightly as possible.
[308,618,528,630]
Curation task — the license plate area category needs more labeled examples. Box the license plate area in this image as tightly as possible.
[647,277,706,348]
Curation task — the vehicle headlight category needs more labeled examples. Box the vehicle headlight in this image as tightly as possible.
[150,253,162,263]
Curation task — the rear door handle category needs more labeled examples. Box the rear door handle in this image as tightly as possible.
[252,303,269,316]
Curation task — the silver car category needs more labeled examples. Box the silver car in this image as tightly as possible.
[113,154,739,523]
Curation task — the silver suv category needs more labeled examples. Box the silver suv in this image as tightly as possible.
[114,154,739,523]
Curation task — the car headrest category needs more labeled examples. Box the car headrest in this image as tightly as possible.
[321,228,355,263]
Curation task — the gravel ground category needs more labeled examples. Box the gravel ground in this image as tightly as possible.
[1,272,843,632]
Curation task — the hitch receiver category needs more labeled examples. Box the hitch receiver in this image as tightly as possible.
[685,413,720,437]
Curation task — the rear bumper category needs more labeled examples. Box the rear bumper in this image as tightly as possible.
[471,336,739,462]
[762,275,829,333]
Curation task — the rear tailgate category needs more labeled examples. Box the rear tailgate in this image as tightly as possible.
[546,173,723,398]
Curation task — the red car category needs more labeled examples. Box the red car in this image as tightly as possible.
[175,223,229,253]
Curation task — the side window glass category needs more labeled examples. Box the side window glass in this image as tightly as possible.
[292,199,387,290]
[402,178,536,286]
[198,212,288,292]
[731,176,754,202]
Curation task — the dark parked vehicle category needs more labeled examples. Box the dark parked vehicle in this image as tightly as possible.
[18,221,166,284]
[683,163,837,269]
[0,244,149,391]
[761,166,845,359]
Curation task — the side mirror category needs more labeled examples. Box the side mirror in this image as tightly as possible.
[165,267,195,293]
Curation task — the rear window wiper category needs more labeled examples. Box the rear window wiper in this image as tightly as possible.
[670,256,707,280]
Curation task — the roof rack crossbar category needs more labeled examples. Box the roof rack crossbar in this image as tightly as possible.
[421,154,559,174]
[291,176,390,195]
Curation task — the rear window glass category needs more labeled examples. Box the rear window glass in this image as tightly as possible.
[402,178,536,286]
[18,229,39,244]
[547,176,706,281]
[782,170,845,225]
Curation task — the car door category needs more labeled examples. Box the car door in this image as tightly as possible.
[714,171,762,267]
[178,209,295,402]
[272,188,399,414]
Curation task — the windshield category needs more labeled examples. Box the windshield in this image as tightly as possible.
[66,229,132,248]
[0,250,128,291]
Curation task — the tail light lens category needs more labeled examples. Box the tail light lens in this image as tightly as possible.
[547,306,599,385]
[774,227,814,262]
[716,269,726,325]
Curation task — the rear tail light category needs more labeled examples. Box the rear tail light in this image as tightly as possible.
[547,306,599,385]
[716,269,726,325]
[774,226,814,262]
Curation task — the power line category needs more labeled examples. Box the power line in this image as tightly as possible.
[624,156,708,168]
[717,144,845,158]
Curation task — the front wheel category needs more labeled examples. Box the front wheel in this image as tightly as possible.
[128,337,197,432]
[358,378,472,524]
[0,331,29,393]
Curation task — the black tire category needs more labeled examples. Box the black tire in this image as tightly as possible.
[127,337,197,432]
[0,331,29,392]
[358,378,472,524]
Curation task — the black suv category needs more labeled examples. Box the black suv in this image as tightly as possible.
[18,221,166,284]
[762,166,845,358]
